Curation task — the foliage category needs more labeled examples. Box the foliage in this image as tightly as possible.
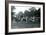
[11,7,40,23]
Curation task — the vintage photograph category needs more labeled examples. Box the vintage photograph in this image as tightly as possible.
[11,6,40,29]
[8,2,44,33]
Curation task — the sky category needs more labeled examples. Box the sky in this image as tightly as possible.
[12,6,39,15]
[13,6,31,14]
[11,4,40,15]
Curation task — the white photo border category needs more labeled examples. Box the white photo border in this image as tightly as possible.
[8,3,43,33]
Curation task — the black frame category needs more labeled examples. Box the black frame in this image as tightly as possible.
[5,1,45,35]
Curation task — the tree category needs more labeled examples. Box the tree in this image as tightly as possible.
[29,7,37,16]
[11,6,16,21]
[18,12,23,17]
[16,12,23,21]
[24,10,29,17]
[34,8,40,17]
[29,7,36,11]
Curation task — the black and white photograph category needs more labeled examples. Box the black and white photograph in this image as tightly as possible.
[6,1,45,33]
[11,5,40,28]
